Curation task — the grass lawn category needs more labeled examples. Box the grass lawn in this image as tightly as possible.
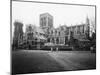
[12,50,96,74]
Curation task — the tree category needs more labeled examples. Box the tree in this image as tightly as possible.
[89,18,96,52]
[90,18,96,36]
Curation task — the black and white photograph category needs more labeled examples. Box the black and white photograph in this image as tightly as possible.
[11,0,96,75]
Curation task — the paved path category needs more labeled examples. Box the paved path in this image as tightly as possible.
[48,51,95,70]
[48,53,83,70]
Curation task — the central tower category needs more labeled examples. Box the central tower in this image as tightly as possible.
[40,13,53,33]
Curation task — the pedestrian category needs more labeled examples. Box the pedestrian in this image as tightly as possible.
[56,47,58,51]
[90,46,93,52]
[51,47,53,52]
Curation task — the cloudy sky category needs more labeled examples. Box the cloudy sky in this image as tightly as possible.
[12,1,95,35]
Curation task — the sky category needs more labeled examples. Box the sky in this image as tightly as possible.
[12,1,95,36]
